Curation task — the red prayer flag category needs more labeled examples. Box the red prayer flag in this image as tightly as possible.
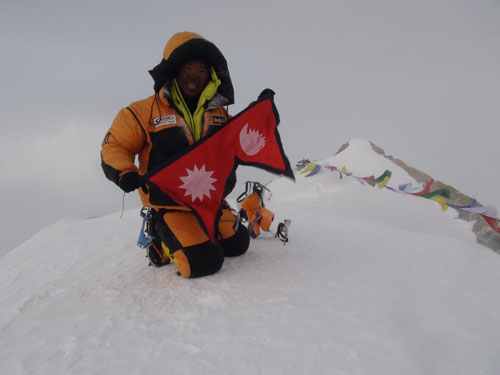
[411,179,434,196]
[145,89,294,242]
[481,215,500,233]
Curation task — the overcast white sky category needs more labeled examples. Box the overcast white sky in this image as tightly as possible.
[1,0,499,255]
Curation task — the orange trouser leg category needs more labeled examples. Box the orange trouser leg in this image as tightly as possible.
[154,208,246,278]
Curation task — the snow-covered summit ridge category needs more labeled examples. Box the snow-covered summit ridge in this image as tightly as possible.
[274,138,500,253]
[269,138,416,201]
[324,138,413,183]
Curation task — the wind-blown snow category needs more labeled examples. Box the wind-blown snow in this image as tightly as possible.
[1,139,500,374]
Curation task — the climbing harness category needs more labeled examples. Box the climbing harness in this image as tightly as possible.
[137,207,154,249]
[137,207,179,267]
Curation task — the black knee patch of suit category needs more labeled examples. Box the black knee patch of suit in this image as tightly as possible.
[221,224,250,257]
[183,241,225,278]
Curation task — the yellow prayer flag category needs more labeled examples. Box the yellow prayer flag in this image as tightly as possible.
[377,176,390,189]
[299,163,316,174]
[430,197,449,211]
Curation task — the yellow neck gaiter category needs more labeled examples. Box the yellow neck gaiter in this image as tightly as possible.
[170,67,221,142]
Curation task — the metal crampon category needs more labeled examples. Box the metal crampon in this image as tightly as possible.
[237,181,291,244]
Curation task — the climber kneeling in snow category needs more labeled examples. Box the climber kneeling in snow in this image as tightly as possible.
[101,32,250,278]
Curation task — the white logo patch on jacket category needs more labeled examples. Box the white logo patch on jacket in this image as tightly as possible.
[212,116,226,124]
[153,115,177,128]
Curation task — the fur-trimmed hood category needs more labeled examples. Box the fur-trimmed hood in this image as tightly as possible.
[149,31,234,105]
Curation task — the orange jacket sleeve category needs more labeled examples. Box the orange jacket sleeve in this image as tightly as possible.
[101,107,147,185]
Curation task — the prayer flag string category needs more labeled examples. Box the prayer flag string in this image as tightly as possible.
[298,162,500,234]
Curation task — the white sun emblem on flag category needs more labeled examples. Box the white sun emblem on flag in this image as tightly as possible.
[179,164,218,202]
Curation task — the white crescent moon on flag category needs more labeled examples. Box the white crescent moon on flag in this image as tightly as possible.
[239,124,267,156]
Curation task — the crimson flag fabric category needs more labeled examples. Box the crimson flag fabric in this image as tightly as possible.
[145,89,294,242]
[481,215,500,234]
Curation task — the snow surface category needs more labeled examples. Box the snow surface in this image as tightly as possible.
[1,139,500,375]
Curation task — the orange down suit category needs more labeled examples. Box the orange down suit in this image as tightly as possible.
[100,32,249,278]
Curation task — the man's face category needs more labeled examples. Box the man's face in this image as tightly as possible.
[176,60,209,99]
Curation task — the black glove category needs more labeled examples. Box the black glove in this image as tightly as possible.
[119,172,143,193]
